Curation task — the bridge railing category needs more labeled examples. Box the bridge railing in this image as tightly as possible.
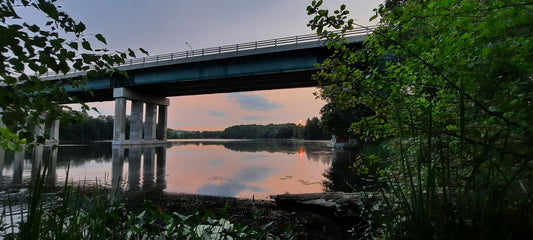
[46,25,377,78]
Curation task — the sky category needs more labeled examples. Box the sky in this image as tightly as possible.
[54,0,380,131]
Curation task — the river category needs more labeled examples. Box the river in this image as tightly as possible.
[0,139,357,200]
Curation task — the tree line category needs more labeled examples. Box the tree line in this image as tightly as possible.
[60,114,331,141]
[173,117,332,140]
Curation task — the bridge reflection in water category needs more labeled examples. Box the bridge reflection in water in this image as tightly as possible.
[1,140,349,199]
[0,144,167,193]
[111,145,167,193]
[0,145,58,186]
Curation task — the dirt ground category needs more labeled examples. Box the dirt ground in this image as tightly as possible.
[125,191,362,240]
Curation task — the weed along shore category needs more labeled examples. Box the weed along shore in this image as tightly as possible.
[1,180,371,239]
[124,190,371,239]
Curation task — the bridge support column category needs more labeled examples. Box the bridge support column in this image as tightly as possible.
[113,97,127,144]
[130,101,144,142]
[157,105,168,141]
[144,103,157,141]
[113,88,169,145]
[44,119,60,145]
[49,119,60,141]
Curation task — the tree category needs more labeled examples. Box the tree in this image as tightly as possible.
[308,0,532,238]
[59,113,115,141]
[303,117,321,140]
[319,102,371,138]
[0,0,144,150]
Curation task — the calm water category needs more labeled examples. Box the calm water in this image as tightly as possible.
[0,139,355,200]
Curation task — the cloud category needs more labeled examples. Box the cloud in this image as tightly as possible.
[197,166,275,197]
[197,182,264,198]
[209,110,226,117]
[209,159,225,166]
[226,93,285,111]
[233,166,274,182]
[241,155,268,161]
[242,115,268,121]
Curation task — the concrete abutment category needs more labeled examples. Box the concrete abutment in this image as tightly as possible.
[112,87,170,145]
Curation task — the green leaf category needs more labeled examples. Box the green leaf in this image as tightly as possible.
[74,22,86,33]
[127,48,136,58]
[27,24,40,32]
[9,58,24,72]
[260,221,274,231]
[38,1,59,21]
[139,48,149,56]
[81,40,92,51]
[68,42,78,50]
[95,33,107,44]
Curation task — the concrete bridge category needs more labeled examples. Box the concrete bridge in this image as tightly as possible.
[42,26,375,145]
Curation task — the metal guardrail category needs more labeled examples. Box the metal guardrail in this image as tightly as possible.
[45,25,377,78]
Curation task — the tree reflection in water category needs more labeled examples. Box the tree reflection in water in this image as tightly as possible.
[322,148,384,193]
[0,140,381,198]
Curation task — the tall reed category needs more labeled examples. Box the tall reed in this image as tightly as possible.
[1,159,290,240]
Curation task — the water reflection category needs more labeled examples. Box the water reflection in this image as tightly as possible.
[169,140,333,165]
[110,145,167,193]
[0,140,366,200]
[322,149,383,192]
[197,165,274,197]
[0,146,58,189]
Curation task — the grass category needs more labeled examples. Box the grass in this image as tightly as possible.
[356,127,532,239]
[0,161,293,240]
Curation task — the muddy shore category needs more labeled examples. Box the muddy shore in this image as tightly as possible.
[125,191,362,240]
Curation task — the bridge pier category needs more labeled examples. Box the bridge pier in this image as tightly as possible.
[36,119,60,145]
[1,108,60,146]
[112,88,170,145]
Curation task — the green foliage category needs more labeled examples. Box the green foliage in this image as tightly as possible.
[168,129,223,139]
[1,171,293,240]
[219,122,328,140]
[59,114,115,141]
[320,102,371,137]
[0,0,143,150]
[303,117,329,140]
[309,0,532,239]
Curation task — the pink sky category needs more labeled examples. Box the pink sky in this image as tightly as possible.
[54,0,379,131]
[87,87,326,131]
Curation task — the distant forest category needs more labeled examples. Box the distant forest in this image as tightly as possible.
[59,114,331,141]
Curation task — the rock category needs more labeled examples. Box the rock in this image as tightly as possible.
[270,192,366,218]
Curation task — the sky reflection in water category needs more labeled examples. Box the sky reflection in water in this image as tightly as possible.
[0,140,335,200]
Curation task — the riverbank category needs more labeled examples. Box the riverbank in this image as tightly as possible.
[125,190,361,239]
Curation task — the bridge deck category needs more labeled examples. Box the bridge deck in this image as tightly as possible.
[41,27,374,102]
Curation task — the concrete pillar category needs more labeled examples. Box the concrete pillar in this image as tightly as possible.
[49,119,60,141]
[0,111,4,178]
[144,103,157,141]
[35,122,45,140]
[113,97,127,144]
[32,145,44,178]
[113,87,169,145]
[130,101,144,142]
[13,147,24,184]
[111,147,125,192]
[0,147,4,178]
[128,146,142,192]
[142,147,155,190]
[157,105,168,141]
[155,146,166,189]
[46,146,57,185]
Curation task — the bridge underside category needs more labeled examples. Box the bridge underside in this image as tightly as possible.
[48,38,365,145]
[62,42,337,102]
[69,68,317,102]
